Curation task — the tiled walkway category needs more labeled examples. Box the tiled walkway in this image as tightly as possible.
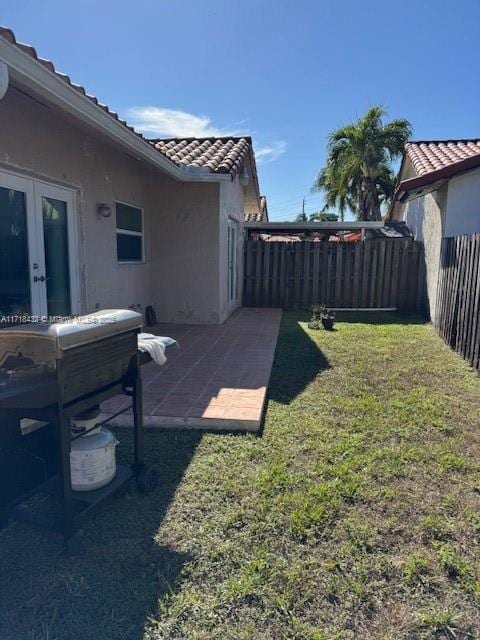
[101,307,282,432]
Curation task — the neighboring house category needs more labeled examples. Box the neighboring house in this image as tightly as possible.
[0,27,262,325]
[245,220,409,243]
[390,139,480,322]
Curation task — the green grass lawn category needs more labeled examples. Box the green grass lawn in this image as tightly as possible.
[2,312,480,639]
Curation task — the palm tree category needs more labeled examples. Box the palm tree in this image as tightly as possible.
[312,107,412,221]
[308,212,338,222]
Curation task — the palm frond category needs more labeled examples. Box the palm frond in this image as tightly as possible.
[312,106,412,220]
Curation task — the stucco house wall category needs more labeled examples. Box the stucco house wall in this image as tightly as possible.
[443,167,480,237]
[148,174,221,324]
[0,86,152,313]
[393,159,480,324]
[0,84,229,324]
[400,188,446,323]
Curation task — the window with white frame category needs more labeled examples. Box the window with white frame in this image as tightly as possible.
[116,202,144,262]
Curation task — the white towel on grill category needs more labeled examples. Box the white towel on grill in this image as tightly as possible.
[137,333,175,366]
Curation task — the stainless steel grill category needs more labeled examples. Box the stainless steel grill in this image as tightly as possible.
[0,309,142,399]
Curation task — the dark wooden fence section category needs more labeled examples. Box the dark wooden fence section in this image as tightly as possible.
[243,238,425,310]
[436,233,480,371]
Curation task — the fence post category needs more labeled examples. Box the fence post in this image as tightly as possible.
[302,242,311,309]
[262,242,271,307]
[254,241,263,306]
[312,243,320,305]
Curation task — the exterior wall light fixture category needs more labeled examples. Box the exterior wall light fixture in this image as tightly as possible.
[97,203,112,218]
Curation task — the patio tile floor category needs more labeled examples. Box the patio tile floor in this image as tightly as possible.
[101,307,282,432]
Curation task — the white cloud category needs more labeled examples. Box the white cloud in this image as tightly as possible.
[254,140,287,164]
[127,106,233,138]
[127,106,287,163]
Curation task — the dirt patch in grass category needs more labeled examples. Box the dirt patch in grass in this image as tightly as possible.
[1,312,480,639]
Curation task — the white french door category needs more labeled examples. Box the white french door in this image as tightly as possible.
[0,170,78,320]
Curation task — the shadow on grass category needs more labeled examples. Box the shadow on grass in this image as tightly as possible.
[0,428,202,640]
[268,312,331,405]
[267,310,427,407]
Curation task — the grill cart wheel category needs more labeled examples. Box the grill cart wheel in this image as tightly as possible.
[136,466,158,494]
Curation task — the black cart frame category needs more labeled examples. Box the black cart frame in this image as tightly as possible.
[0,333,152,552]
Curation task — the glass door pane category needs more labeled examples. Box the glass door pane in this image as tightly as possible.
[0,185,31,317]
[42,197,71,316]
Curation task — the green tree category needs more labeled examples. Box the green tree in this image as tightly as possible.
[312,107,412,221]
[308,211,338,222]
[293,212,308,222]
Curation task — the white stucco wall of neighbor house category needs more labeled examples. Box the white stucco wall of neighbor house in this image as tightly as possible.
[218,177,245,323]
[401,188,446,324]
[444,167,480,237]
[394,163,480,324]
[0,84,224,324]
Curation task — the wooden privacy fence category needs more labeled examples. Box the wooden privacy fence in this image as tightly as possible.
[436,233,480,371]
[243,238,425,310]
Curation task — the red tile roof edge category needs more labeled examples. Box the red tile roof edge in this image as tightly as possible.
[149,136,253,177]
[397,154,480,202]
[149,135,254,144]
[392,138,480,205]
[406,138,480,145]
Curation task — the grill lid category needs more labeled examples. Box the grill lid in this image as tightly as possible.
[0,309,143,362]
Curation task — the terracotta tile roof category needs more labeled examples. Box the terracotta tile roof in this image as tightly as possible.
[406,139,480,176]
[0,26,146,141]
[245,211,264,222]
[260,234,302,242]
[244,195,268,222]
[149,137,251,177]
[1,25,261,196]
[0,26,255,181]
[394,139,480,204]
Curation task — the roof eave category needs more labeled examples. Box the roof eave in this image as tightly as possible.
[0,36,231,184]
[394,154,480,203]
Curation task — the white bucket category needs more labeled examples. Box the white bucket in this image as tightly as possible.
[70,428,118,492]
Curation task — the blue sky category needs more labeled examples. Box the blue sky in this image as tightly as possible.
[2,0,480,220]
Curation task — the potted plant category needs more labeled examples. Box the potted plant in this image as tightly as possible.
[321,306,335,331]
[308,304,335,331]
